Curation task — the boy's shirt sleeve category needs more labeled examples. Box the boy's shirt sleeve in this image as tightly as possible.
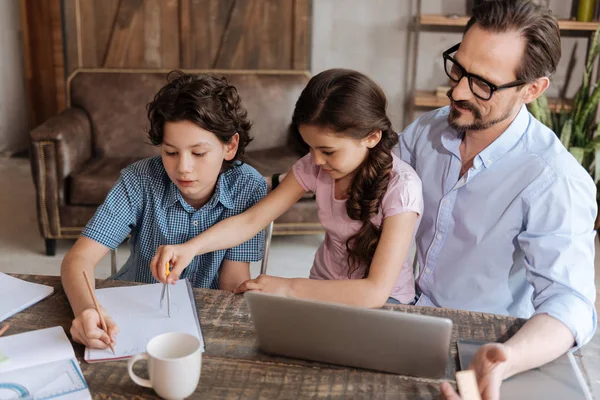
[81,168,143,250]
[224,176,267,262]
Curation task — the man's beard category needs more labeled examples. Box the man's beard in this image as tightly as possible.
[446,89,512,132]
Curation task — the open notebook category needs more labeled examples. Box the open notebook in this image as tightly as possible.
[0,273,54,322]
[0,326,91,400]
[85,279,204,363]
[458,339,593,400]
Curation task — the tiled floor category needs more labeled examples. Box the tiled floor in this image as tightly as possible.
[1,155,599,396]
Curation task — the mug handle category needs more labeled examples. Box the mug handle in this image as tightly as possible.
[127,353,152,388]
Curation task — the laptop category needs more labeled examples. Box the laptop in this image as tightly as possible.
[457,339,593,400]
[244,291,453,378]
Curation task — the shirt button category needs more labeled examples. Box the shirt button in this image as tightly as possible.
[436,233,442,240]
[425,268,431,274]
[193,220,199,227]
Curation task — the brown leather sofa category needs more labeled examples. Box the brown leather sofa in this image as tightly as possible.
[30,69,322,256]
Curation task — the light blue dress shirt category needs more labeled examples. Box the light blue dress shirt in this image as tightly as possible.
[397,105,597,348]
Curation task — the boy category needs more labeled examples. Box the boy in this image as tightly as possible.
[61,71,266,349]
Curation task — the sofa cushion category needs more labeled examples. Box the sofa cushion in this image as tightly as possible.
[69,157,141,206]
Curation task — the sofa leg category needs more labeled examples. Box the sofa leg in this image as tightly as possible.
[45,239,57,256]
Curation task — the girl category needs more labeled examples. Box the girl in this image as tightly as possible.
[150,69,423,307]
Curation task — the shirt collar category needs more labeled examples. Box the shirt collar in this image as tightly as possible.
[478,104,529,168]
[163,171,235,211]
[441,104,529,168]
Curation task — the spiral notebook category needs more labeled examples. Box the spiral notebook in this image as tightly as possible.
[0,273,54,322]
[84,279,204,363]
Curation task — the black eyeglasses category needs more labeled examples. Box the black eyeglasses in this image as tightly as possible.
[443,43,527,101]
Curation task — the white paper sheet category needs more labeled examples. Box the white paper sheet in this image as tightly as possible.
[0,326,91,400]
[85,279,204,362]
[0,273,54,322]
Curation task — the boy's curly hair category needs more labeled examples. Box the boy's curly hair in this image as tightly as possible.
[146,70,253,171]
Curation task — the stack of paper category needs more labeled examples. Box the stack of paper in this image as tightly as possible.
[0,326,91,399]
[0,273,54,322]
[85,279,204,363]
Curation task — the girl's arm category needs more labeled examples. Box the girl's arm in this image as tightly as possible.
[151,172,307,282]
[235,211,418,308]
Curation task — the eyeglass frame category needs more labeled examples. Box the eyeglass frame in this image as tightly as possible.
[442,43,528,101]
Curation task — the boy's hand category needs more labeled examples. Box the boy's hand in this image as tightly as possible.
[233,274,293,296]
[70,307,119,349]
[150,243,196,283]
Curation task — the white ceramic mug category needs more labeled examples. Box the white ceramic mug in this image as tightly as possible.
[127,332,202,399]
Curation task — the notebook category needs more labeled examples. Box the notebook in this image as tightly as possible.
[457,339,593,400]
[84,279,204,363]
[0,273,54,322]
[0,326,91,399]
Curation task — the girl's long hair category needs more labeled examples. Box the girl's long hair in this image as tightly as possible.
[291,69,398,277]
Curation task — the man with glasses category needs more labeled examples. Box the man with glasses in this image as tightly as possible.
[397,0,597,398]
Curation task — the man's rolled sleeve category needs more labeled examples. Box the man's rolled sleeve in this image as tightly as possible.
[533,292,596,349]
[519,172,597,349]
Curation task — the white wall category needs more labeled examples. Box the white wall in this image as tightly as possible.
[0,0,29,155]
[312,0,583,130]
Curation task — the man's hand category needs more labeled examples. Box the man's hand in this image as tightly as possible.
[150,243,197,283]
[441,343,510,400]
[70,307,119,349]
[233,274,293,296]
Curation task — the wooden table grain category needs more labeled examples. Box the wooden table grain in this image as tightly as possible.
[4,274,581,399]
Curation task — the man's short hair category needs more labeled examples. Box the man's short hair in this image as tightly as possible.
[465,0,561,82]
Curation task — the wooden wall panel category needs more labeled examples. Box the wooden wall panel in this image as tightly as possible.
[20,0,65,127]
[63,0,311,74]
[23,0,311,128]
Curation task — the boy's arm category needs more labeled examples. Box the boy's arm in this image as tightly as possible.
[61,236,119,348]
[219,260,251,291]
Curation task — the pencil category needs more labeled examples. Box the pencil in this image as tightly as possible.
[0,323,9,337]
[82,271,116,355]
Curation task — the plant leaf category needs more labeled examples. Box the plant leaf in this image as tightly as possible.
[560,119,573,148]
[570,146,586,164]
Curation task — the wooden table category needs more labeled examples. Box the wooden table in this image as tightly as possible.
[4,274,588,399]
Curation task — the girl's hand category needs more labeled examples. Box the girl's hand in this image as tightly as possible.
[70,307,119,349]
[150,243,196,284]
[233,274,293,296]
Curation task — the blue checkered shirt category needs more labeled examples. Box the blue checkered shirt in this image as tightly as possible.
[81,156,266,288]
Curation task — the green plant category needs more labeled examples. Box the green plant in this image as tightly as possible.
[528,26,600,183]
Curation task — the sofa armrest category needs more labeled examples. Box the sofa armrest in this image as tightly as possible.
[30,108,92,239]
[30,107,92,178]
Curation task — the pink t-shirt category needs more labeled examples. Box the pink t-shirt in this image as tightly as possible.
[292,152,423,303]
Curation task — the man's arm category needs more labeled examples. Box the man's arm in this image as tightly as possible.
[442,314,575,400]
[502,314,574,377]
[519,172,597,349]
